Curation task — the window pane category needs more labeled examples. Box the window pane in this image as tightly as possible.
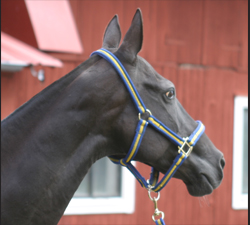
[242,108,248,194]
[74,157,121,198]
[74,172,90,197]
[92,158,121,197]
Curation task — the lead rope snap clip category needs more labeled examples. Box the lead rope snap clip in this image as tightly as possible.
[148,190,165,225]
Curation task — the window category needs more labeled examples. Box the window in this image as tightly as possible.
[74,157,121,198]
[64,157,136,215]
[232,96,248,209]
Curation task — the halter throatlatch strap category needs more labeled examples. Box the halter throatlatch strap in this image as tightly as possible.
[91,48,205,192]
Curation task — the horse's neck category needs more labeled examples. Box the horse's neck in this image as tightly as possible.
[1,56,128,225]
[2,56,96,143]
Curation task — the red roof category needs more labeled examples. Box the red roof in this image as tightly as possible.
[1,32,63,69]
[24,0,83,54]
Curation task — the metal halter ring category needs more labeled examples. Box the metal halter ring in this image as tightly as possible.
[138,109,152,121]
[148,190,160,201]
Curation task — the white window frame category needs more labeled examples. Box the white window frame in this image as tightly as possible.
[64,163,136,215]
[232,96,248,210]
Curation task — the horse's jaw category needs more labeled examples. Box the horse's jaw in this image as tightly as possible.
[137,132,225,197]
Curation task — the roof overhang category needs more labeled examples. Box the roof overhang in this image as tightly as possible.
[24,0,83,53]
[1,32,63,72]
[1,60,29,72]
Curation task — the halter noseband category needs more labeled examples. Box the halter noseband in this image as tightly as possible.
[91,48,205,193]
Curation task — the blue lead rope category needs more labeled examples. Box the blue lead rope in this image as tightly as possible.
[91,48,205,193]
[155,218,165,225]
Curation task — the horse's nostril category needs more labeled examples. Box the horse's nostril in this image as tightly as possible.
[220,157,225,169]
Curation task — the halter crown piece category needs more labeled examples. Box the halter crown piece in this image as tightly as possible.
[91,49,205,225]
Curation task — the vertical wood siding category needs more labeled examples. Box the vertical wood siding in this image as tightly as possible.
[1,1,248,224]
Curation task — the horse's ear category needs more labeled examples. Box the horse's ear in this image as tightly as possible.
[102,15,121,49]
[117,9,143,63]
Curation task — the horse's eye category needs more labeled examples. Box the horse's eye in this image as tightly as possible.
[166,90,175,99]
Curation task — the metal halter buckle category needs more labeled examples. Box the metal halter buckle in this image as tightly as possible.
[178,137,193,157]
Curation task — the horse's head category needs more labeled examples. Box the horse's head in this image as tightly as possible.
[100,9,225,197]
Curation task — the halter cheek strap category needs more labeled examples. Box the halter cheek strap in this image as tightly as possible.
[91,48,205,193]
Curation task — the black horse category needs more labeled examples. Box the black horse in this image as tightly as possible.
[1,9,225,225]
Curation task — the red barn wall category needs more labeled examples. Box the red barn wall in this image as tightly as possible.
[1,1,248,225]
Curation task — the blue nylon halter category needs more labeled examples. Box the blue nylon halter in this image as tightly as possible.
[91,48,205,192]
